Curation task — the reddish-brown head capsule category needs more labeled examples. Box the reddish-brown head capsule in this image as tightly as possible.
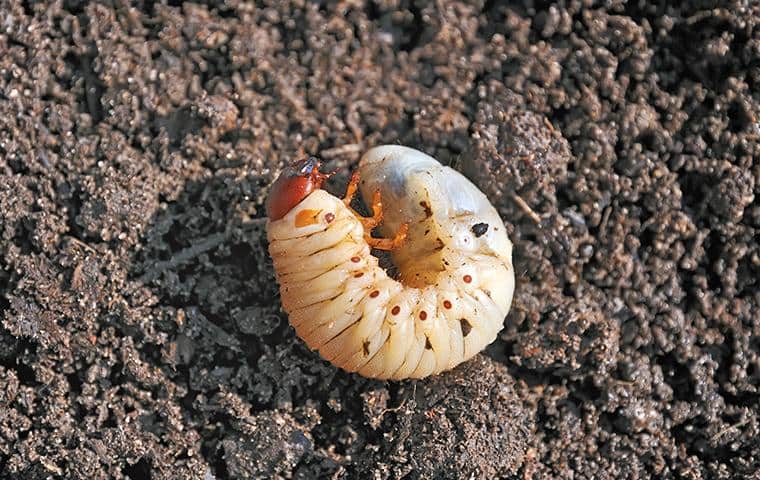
[266,157,331,220]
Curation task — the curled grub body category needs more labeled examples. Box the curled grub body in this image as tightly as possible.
[266,145,515,380]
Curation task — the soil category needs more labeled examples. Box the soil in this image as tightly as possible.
[1,1,759,479]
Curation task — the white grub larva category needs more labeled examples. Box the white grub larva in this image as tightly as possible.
[266,145,515,380]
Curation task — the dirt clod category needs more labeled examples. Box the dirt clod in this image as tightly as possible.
[360,356,533,479]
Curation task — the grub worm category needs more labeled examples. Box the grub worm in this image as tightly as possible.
[266,145,515,379]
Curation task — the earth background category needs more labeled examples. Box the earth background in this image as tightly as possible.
[1,1,759,478]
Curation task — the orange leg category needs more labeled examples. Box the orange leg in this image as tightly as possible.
[367,223,409,251]
[344,171,381,230]
[362,190,383,230]
[343,170,407,250]
[343,171,360,207]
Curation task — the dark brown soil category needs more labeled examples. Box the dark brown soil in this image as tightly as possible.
[1,1,758,479]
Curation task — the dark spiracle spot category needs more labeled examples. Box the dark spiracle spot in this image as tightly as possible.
[460,319,472,337]
[471,223,489,237]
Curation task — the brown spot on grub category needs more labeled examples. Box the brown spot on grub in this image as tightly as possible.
[460,318,472,337]
[471,222,489,237]
[294,208,322,227]
[419,201,433,219]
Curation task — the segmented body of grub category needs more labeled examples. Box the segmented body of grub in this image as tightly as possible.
[266,145,515,380]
